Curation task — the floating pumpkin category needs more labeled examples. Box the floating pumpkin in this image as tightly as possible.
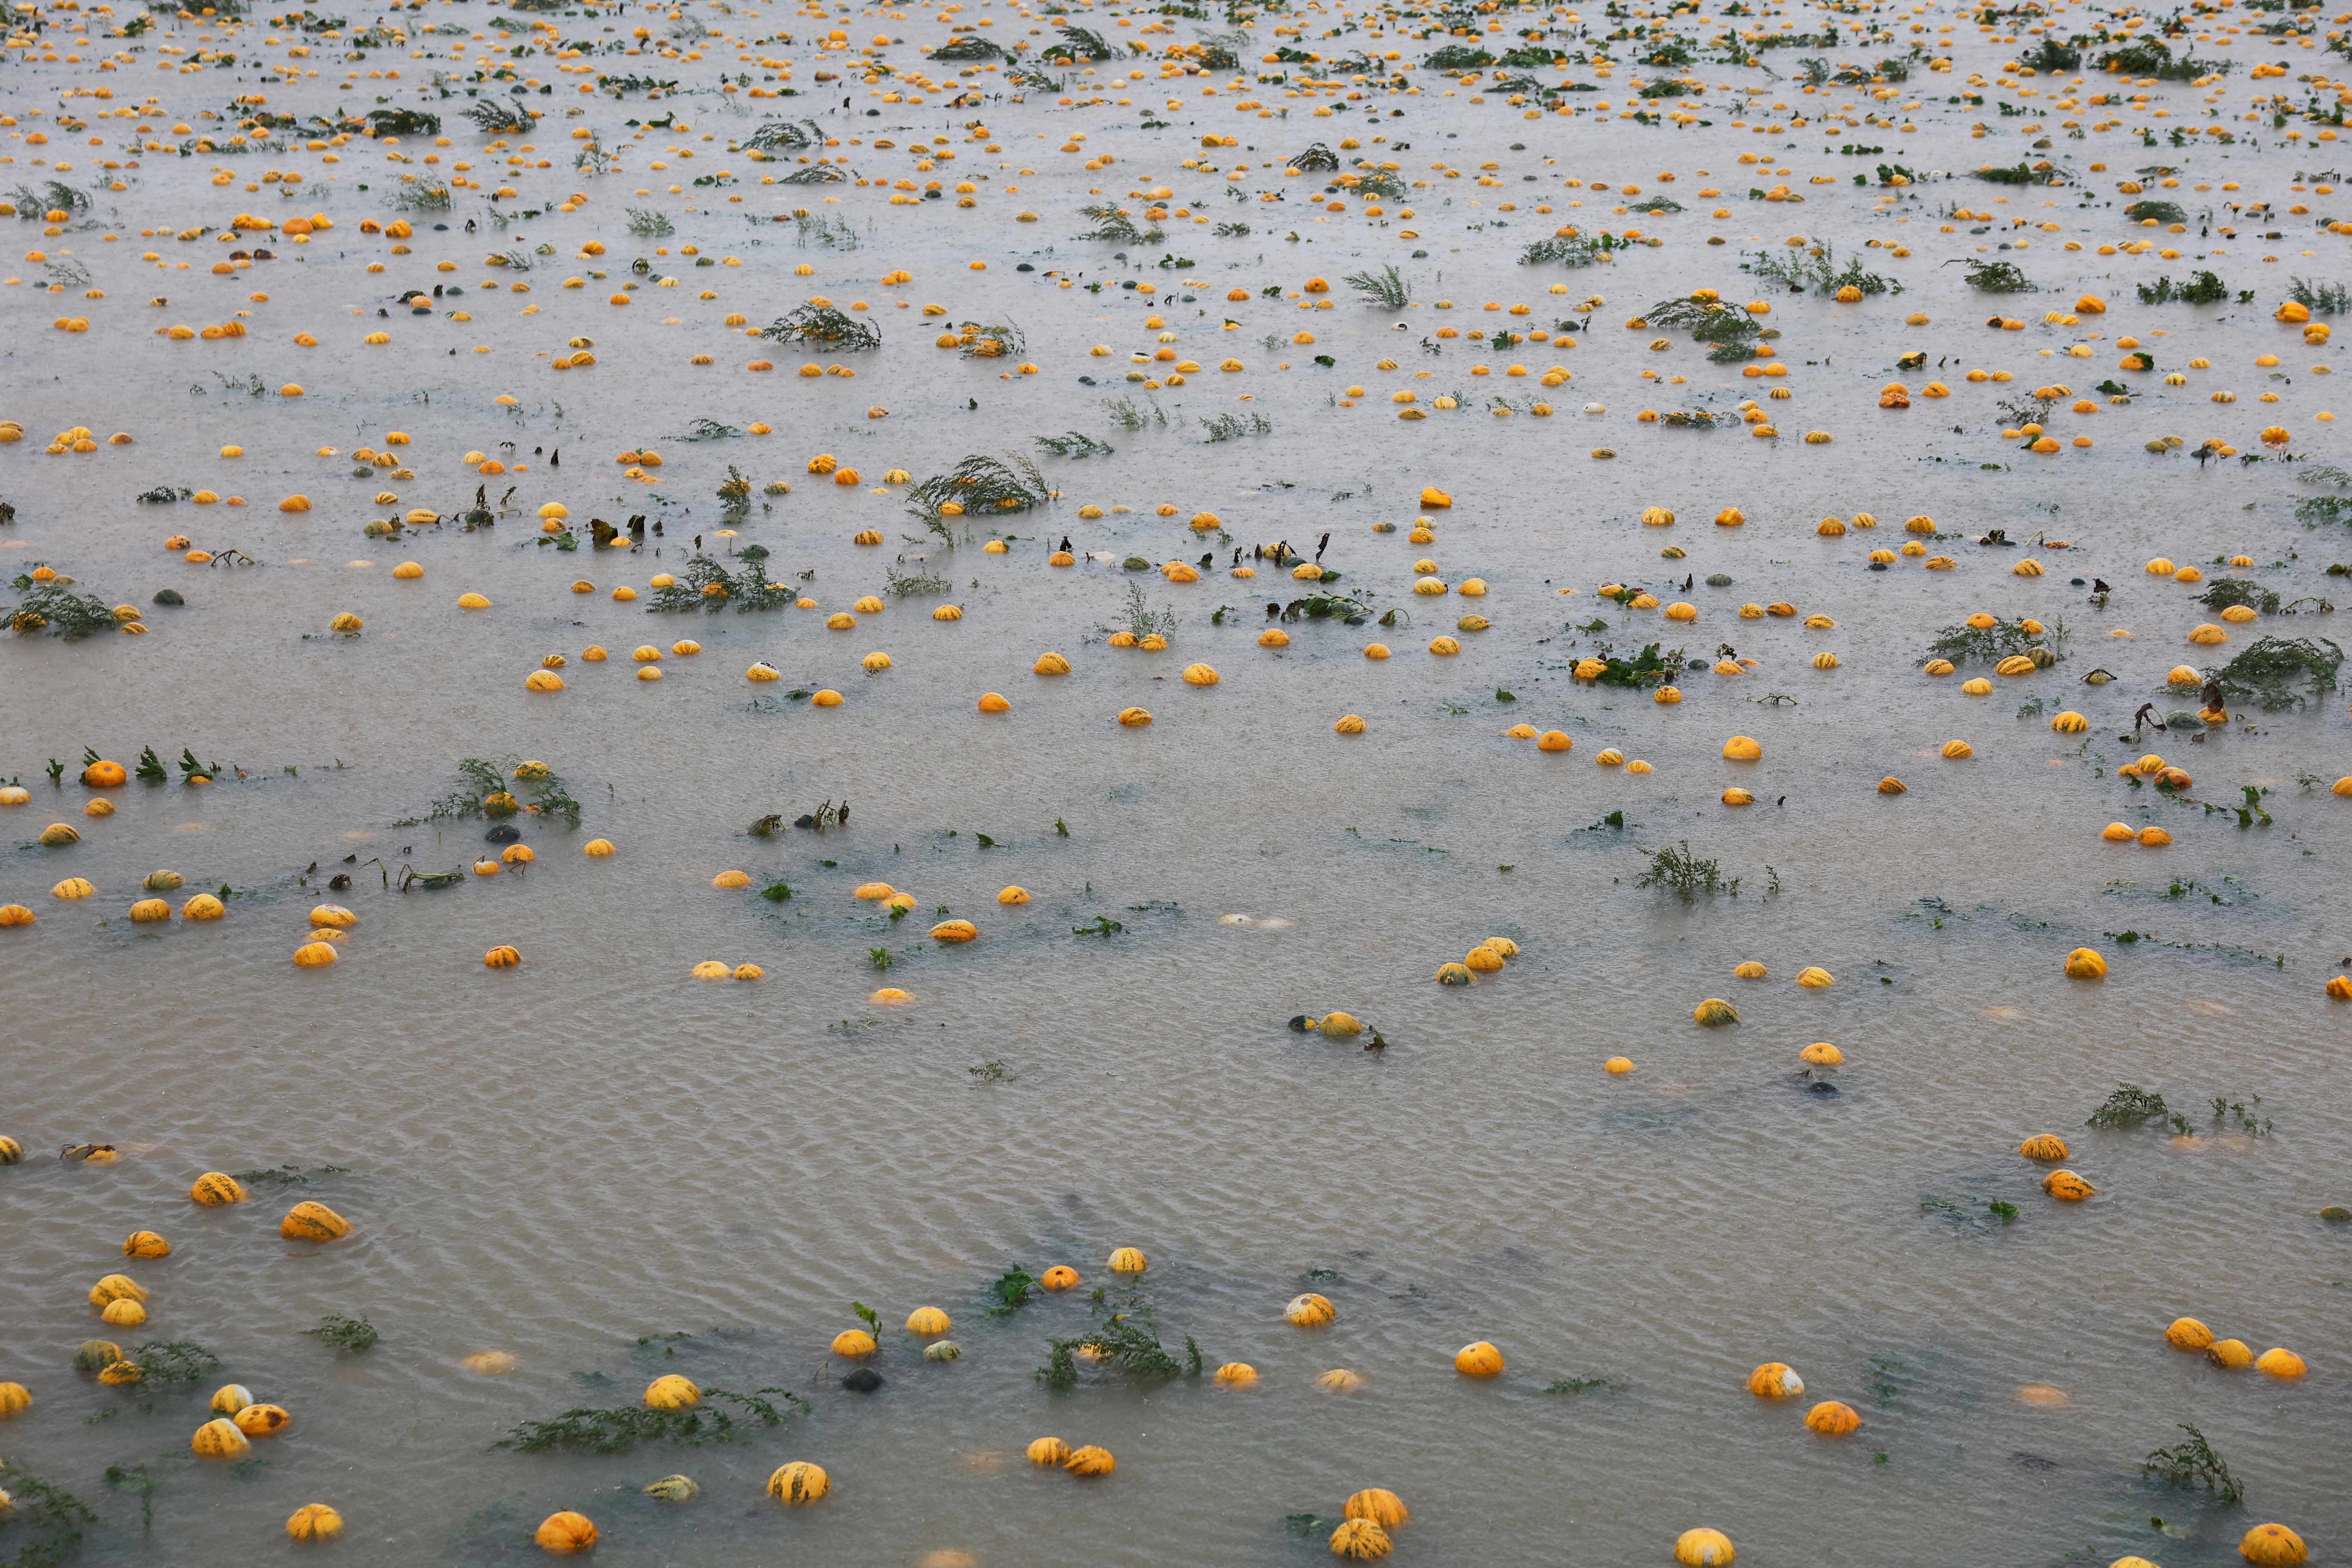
[2239,1524,2307,1567]
[1064,1445,1116,1477]
[2042,1169,2097,1201]
[1026,1436,1072,1467]
[2064,947,2107,979]
[1693,998,1739,1026]
[190,1172,247,1206]
[286,1504,344,1543]
[2018,1135,2070,1163]
[1804,1400,1860,1437]
[534,1511,600,1553]
[1107,1246,1148,1274]
[906,1306,952,1337]
[280,1201,350,1242]
[191,1418,251,1460]
[1042,1266,1081,1290]
[1747,1362,1804,1399]
[1676,1528,1736,1566]
[645,1375,701,1409]
[1454,1341,1504,1377]
[121,1231,170,1260]
[831,1329,877,1358]
[1330,1520,1392,1560]
[1286,1293,1338,1328]
[234,1403,293,1438]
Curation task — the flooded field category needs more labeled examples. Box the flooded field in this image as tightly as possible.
[2,0,2350,1560]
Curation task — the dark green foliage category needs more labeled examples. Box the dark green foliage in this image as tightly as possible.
[1346,263,1409,307]
[136,746,167,784]
[1520,231,1630,267]
[1544,1376,1613,1394]
[0,1462,98,1568]
[987,1267,1037,1317]
[1074,203,1163,245]
[2087,1083,2170,1129]
[2211,636,2343,710]
[1635,840,1731,901]
[2138,270,2230,305]
[305,1314,379,1353]
[103,1464,156,1536]
[463,97,532,134]
[1645,293,1764,360]
[2095,38,2226,79]
[907,454,1051,518]
[1286,141,1339,172]
[1037,1290,1191,1390]
[366,107,440,135]
[745,117,823,151]
[647,553,795,613]
[931,33,1004,59]
[2290,276,2351,316]
[1626,194,1684,215]
[759,303,882,351]
[683,418,743,442]
[7,583,118,641]
[494,1388,810,1454]
[228,1162,347,1187]
[2200,579,2280,615]
[777,163,848,185]
[1424,44,1494,69]
[2144,1423,2244,1506]
[886,567,952,598]
[1919,619,2059,667]
[1954,257,2035,292]
[1043,23,1117,59]
[1035,431,1114,459]
[399,757,581,830]
[2124,198,2187,224]
[1745,238,1897,294]
[1589,641,1681,687]
[128,1341,222,1385]
[759,881,792,903]
[1975,160,2058,186]
[2019,38,2079,71]
[957,321,1025,358]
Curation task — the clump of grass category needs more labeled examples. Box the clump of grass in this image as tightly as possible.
[1074,203,1163,245]
[1424,43,1495,70]
[1644,293,1764,360]
[2210,636,2343,711]
[2124,198,2187,224]
[1035,431,1114,459]
[1345,263,1409,308]
[1746,238,1898,295]
[1008,63,1065,92]
[743,116,823,150]
[777,163,848,186]
[1285,141,1339,172]
[463,97,532,134]
[2087,1083,2172,1129]
[1635,840,1734,901]
[1974,160,2061,187]
[625,206,676,238]
[495,1388,810,1454]
[683,418,743,442]
[2143,1423,2243,1505]
[907,454,1051,519]
[2018,38,2080,71]
[759,303,881,351]
[305,1314,379,1353]
[7,582,119,641]
[1626,193,1684,215]
[1952,257,2036,292]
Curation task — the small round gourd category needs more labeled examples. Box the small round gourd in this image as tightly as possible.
[280,1201,350,1241]
[1063,1444,1116,1477]
[191,1418,251,1459]
[645,1374,700,1409]
[1329,1519,1392,1560]
[285,1503,343,1542]
[766,1461,830,1505]
[533,1511,599,1554]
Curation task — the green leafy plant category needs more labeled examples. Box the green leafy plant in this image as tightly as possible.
[1074,202,1163,245]
[907,453,1051,520]
[2087,1083,2172,1129]
[2124,198,2188,224]
[2138,270,2230,305]
[1037,1290,1193,1390]
[744,115,824,150]
[1034,431,1114,459]
[1635,840,1734,901]
[1952,257,2036,292]
[2143,1423,2244,1506]
[7,582,119,641]
[127,1341,223,1385]
[1345,263,1410,307]
[0,1462,98,1568]
[304,1313,378,1353]
[2289,276,2350,316]
[493,1388,810,1454]
[2210,636,2343,711]
[759,302,881,350]
[987,1266,1037,1316]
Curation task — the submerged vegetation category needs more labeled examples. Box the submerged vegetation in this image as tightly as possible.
[495,1387,811,1454]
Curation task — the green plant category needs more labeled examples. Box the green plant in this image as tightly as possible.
[2124,198,2188,224]
[1424,43,1495,69]
[2200,579,2281,615]
[127,1340,223,1385]
[494,1388,810,1454]
[1635,840,1735,901]
[2087,1083,2171,1129]
[6,583,118,641]
[987,1266,1037,1315]
[1201,411,1273,443]
[463,97,532,134]
[1746,238,1897,295]
[886,567,952,598]
[2138,269,2230,305]
[103,1463,156,1536]
[759,303,881,350]
[2289,276,2350,316]
[907,453,1050,519]
[1543,1376,1613,1394]
[1037,1290,1192,1389]
[0,1462,98,1568]
[1043,22,1117,59]
[2143,1423,2243,1506]
[2210,636,2343,710]
[1919,618,2061,667]
[1035,431,1114,458]
[1345,263,1410,307]
[1589,641,1682,687]
[366,107,440,136]
[930,34,1005,60]
[1074,202,1163,245]
[1520,231,1628,267]
[304,1313,379,1353]
[956,320,1026,359]
[1952,257,2036,292]
[397,756,582,830]
[1120,582,1176,640]
[2095,38,2227,79]
[2018,37,2080,71]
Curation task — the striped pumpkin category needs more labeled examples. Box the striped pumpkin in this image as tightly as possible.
[279,1201,350,1242]
[189,1172,247,1206]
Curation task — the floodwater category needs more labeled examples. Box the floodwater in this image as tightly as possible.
[3,0,2350,1562]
